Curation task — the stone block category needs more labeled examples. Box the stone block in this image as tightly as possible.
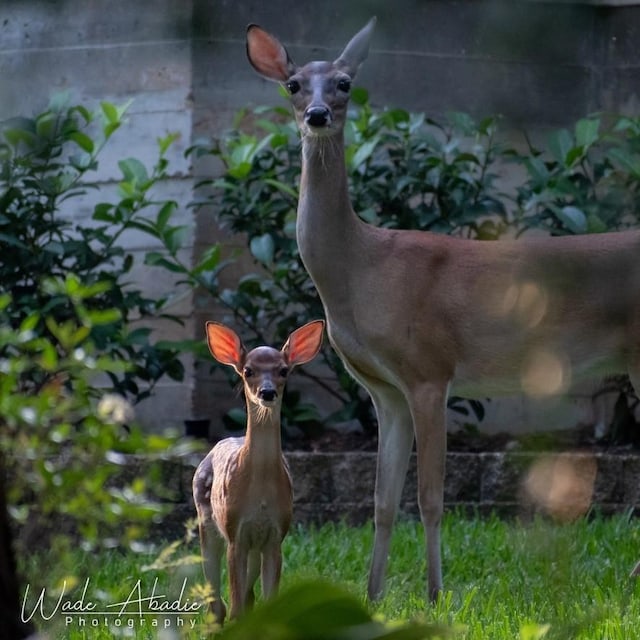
[286,452,336,504]
[622,455,640,505]
[445,453,483,502]
[592,454,624,504]
[329,452,377,502]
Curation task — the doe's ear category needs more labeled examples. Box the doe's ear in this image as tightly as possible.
[282,320,325,367]
[246,24,295,82]
[205,322,245,374]
[334,16,376,78]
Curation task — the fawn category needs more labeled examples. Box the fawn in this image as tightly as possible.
[192,319,324,622]
[246,19,640,602]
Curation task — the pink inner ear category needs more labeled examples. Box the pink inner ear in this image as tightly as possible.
[207,324,242,366]
[247,28,289,80]
[287,322,324,364]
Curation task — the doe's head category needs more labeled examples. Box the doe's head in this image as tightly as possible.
[245,18,376,138]
[205,320,325,409]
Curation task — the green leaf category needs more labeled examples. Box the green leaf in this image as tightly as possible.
[93,203,115,222]
[523,156,549,185]
[263,178,298,198]
[547,128,574,166]
[101,101,119,124]
[69,131,95,153]
[250,234,275,265]
[557,205,587,234]
[85,309,121,326]
[144,252,185,273]
[192,244,221,275]
[351,87,369,105]
[608,147,640,178]
[3,118,37,148]
[163,225,190,254]
[575,117,600,149]
[586,213,607,234]
[118,158,149,185]
[350,136,380,169]
[157,132,179,156]
[35,112,56,138]
[228,162,252,179]
[156,201,177,232]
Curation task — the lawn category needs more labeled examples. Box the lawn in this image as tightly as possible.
[19,511,640,639]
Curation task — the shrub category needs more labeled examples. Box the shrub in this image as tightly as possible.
[515,115,640,235]
[0,95,191,549]
[0,291,185,551]
[180,92,513,430]
[146,94,640,437]
[0,94,184,404]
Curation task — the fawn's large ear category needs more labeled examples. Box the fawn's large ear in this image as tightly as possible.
[246,24,296,82]
[334,17,376,78]
[282,320,325,367]
[206,322,245,374]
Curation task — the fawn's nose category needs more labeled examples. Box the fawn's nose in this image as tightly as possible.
[305,106,331,128]
[259,388,277,402]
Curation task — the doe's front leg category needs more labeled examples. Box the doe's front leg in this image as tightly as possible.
[366,384,415,602]
[410,380,449,603]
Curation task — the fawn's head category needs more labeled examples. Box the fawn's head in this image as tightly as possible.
[206,320,325,411]
[246,18,375,139]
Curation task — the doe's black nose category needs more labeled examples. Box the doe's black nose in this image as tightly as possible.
[259,388,277,402]
[305,106,330,127]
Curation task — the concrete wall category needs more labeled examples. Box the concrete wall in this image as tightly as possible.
[3,1,640,434]
[0,0,197,428]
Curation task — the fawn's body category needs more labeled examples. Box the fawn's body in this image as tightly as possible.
[246,18,640,603]
[193,320,324,622]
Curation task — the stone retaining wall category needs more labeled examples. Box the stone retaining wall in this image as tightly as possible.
[152,451,640,539]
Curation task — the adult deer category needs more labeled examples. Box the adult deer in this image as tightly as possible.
[246,18,640,602]
[193,320,324,622]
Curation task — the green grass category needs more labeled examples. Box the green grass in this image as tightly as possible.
[20,511,640,639]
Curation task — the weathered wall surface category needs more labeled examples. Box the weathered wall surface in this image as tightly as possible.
[120,450,640,538]
[3,1,640,434]
[0,0,197,428]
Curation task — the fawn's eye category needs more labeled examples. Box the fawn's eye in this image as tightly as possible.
[243,367,253,378]
[286,80,300,95]
[279,367,289,378]
[337,78,351,93]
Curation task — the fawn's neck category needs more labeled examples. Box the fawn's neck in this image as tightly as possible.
[242,401,284,469]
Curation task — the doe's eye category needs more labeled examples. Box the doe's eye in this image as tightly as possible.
[337,78,351,93]
[279,367,289,378]
[243,367,254,378]
[286,80,300,95]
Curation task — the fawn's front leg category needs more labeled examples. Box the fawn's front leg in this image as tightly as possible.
[261,542,283,600]
[227,542,249,619]
[198,520,227,624]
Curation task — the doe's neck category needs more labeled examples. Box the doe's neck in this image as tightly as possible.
[298,130,362,251]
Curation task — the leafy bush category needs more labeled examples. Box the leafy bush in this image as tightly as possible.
[181,92,515,430]
[0,291,186,551]
[515,115,640,235]
[128,90,640,437]
[0,94,184,403]
[0,95,193,550]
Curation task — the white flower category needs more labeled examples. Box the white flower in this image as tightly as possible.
[97,393,135,425]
